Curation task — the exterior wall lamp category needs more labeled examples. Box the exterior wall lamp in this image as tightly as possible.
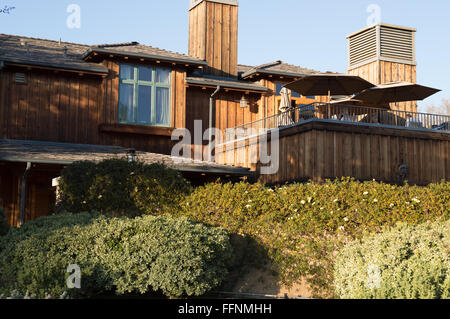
[240,95,249,108]
[126,148,136,162]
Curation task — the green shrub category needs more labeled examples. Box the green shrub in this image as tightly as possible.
[178,179,450,297]
[334,220,450,299]
[0,213,233,298]
[58,159,191,217]
[0,208,10,237]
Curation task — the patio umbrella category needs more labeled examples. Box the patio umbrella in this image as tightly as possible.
[354,82,441,104]
[279,87,291,112]
[284,73,376,98]
[277,87,294,126]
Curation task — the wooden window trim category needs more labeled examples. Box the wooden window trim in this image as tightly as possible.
[118,64,172,127]
[99,123,174,137]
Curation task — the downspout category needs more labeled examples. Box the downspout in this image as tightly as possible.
[209,86,221,162]
[19,162,32,226]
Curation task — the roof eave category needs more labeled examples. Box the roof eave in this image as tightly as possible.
[241,69,316,80]
[185,78,268,93]
[83,48,208,67]
[0,58,109,75]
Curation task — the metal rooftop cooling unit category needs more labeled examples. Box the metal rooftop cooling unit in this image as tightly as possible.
[347,23,418,113]
[347,23,416,69]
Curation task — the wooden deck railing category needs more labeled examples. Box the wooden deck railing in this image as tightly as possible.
[223,102,450,143]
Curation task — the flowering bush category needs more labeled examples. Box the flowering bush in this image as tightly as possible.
[178,178,450,297]
[0,212,233,298]
[334,220,450,299]
[58,159,191,217]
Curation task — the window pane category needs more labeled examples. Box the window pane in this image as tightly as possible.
[275,82,283,96]
[292,90,301,98]
[139,66,152,82]
[156,68,170,84]
[156,87,170,125]
[118,83,134,122]
[120,65,134,80]
[137,85,151,124]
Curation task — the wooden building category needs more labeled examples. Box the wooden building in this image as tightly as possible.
[0,0,448,226]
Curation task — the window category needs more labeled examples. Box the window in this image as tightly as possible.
[275,82,284,96]
[118,64,171,126]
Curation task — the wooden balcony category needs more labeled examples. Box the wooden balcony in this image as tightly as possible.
[216,103,450,185]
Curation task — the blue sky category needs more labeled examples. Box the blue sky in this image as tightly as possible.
[1,0,449,110]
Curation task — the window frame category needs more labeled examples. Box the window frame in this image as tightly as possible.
[118,64,172,127]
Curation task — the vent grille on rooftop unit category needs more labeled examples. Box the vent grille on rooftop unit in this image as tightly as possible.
[379,25,414,62]
[348,27,377,67]
[348,24,416,68]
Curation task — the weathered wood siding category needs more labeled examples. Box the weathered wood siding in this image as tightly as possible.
[189,0,238,77]
[348,60,417,113]
[217,121,450,185]
[0,63,187,155]
[0,163,59,227]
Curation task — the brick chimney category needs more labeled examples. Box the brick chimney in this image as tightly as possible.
[188,0,238,78]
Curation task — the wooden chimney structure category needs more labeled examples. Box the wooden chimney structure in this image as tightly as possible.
[188,0,239,78]
[347,23,417,112]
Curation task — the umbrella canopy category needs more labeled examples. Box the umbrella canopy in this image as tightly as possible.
[284,74,375,97]
[279,87,291,112]
[354,82,441,104]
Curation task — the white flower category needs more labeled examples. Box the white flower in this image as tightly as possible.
[245,204,251,209]
[339,226,345,231]
[373,199,378,203]
[390,203,395,208]
[248,200,253,203]
[363,192,369,195]
[333,199,339,203]
[300,200,306,205]
[344,217,349,222]
[412,198,421,203]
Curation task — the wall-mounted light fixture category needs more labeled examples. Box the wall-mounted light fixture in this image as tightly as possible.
[240,95,249,108]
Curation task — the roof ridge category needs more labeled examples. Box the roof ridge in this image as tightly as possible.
[254,60,283,70]
[0,33,91,47]
[96,42,139,48]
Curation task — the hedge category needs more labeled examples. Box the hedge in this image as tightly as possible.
[0,208,9,237]
[177,178,450,297]
[334,220,450,299]
[0,212,233,298]
[58,159,191,217]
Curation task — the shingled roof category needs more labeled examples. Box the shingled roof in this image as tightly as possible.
[0,33,108,74]
[0,139,252,176]
[240,60,320,79]
[0,34,206,74]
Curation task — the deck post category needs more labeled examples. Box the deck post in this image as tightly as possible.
[19,162,31,226]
